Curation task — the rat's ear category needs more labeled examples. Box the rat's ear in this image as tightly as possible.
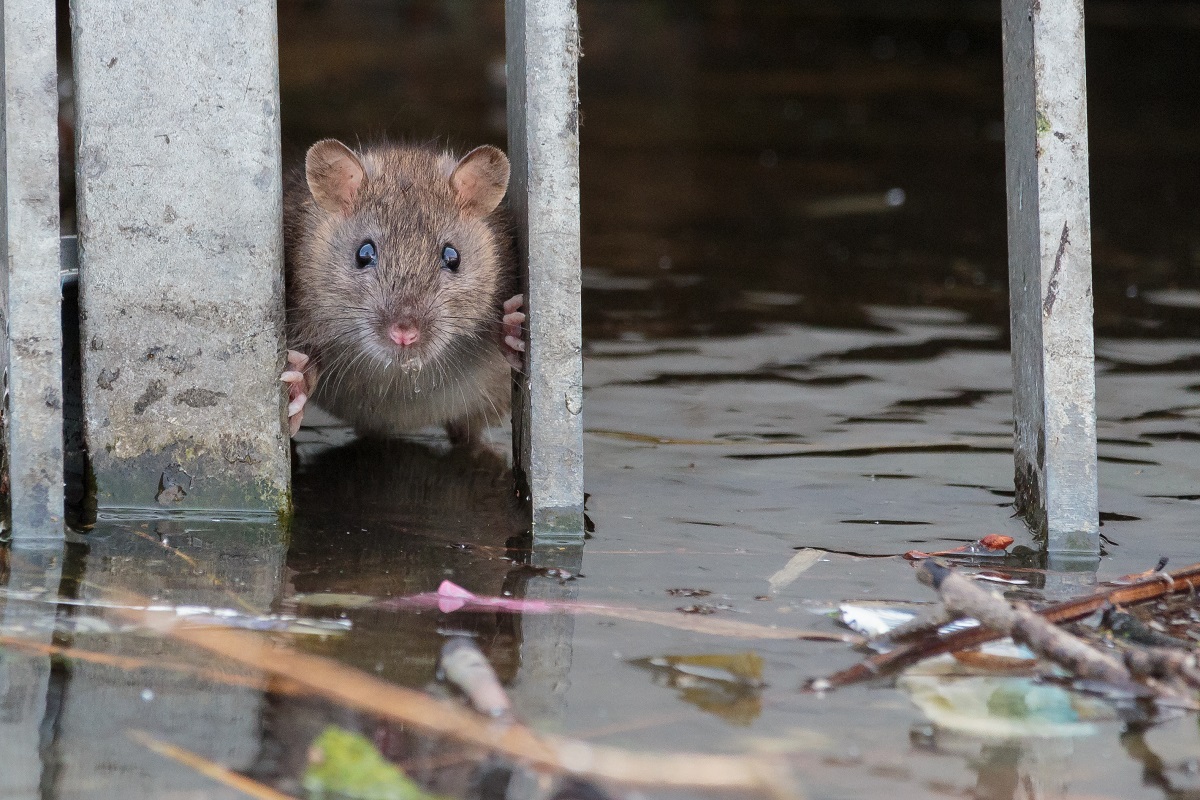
[450,146,510,215]
[306,139,366,215]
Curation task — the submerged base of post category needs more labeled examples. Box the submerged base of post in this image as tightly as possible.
[531,505,585,543]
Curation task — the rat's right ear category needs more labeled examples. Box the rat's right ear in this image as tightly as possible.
[306,139,366,215]
[450,146,510,215]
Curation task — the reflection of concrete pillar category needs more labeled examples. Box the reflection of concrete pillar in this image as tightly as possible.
[1002,0,1099,556]
[971,737,1073,799]
[1,0,65,541]
[0,544,64,799]
[0,653,51,800]
[506,0,585,540]
[71,0,289,514]
[50,521,286,798]
[507,544,582,725]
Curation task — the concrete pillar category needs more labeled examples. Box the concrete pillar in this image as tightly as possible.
[0,0,65,540]
[505,0,586,541]
[71,0,289,513]
[1002,0,1099,556]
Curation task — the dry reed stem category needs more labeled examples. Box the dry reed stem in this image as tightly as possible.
[128,729,298,800]
[101,598,803,799]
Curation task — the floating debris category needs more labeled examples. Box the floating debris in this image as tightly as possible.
[767,549,824,595]
[304,726,450,800]
[377,581,857,642]
[903,534,1014,561]
[899,674,1113,738]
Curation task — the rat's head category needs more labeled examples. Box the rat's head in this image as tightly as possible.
[297,138,510,371]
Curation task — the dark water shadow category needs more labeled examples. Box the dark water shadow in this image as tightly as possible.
[247,438,577,797]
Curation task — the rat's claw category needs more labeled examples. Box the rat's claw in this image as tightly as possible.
[283,349,317,436]
[503,336,524,371]
[288,394,306,437]
[287,349,310,371]
[500,294,526,371]
[287,393,307,419]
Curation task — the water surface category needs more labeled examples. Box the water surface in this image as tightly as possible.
[4,2,1200,798]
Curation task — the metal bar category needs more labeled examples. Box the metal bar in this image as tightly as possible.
[1002,0,1099,556]
[71,0,289,514]
[505,0,585,541]
[0,0,65,540]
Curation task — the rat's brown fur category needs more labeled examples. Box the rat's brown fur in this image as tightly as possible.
[284,141,517,440]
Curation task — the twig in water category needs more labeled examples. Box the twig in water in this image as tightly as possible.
[0,634,308,696]
[810,559,1200,691]
[128,729,297,800]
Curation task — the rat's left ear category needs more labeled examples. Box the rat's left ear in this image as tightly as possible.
[450,146,510,215]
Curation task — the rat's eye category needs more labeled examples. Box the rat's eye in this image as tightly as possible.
[441,243,460,272]
[356,241,377,269]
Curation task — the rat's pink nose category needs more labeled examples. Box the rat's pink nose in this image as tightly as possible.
[388,324,420,347]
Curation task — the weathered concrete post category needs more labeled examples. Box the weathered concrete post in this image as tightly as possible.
[0,0,65,540]
[71,0,289,513]
[1002,0,1099,557]
[505,0,585,540]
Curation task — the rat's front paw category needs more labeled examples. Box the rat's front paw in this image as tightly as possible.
[501,294,525,371]
[282,349,315,436]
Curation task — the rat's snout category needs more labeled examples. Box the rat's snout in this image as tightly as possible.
[387,322,421,348]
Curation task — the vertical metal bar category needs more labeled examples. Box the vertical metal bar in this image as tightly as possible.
[506,0,585,541]
[0,0,65,540]
[71,0,289,514]
[1002,0,1099,557]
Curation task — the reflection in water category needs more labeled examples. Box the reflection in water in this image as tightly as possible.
[914,730,1084,800]
[631,652,765,726]
[287,437,530,684]
[0,544,63,800]
[0,439,585,798]
[264,437,585,796]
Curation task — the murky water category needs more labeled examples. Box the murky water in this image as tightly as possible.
[5,1,1200,798]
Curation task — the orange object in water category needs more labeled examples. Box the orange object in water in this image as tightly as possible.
[980,535,1014,551]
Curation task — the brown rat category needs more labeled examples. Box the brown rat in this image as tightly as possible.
[281,138,524,443]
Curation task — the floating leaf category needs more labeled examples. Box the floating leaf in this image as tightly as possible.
[677,604,718,615]
[304,726,449,800]
[979,535,1014,551]
[666,588,712,598]
[642,652,765,686]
